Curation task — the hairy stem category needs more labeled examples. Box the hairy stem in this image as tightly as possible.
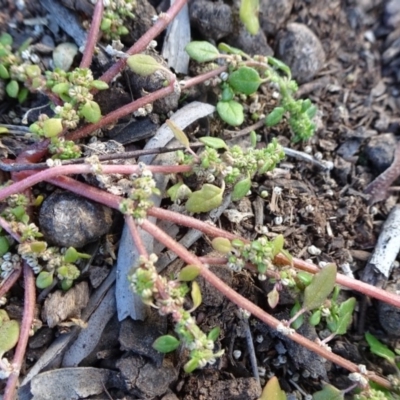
[0,266,22,298]
[80,0,104,68]
[3,262,36,400]
[125,215,148,258]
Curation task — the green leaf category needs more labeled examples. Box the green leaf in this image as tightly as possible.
[51,82,70,95]
[265,107,285,127]
[228,67,261,95]
[153,335,180,353]
[178,265,201,281]
[185,41,220,62]
[207,326,220,342]
[0,127,8,134]
[25,65,41,78]
[211,237,232,254]
[335,297,356,335]
[217,100,244,126]
[0,33,12,46]
[61,278,73,291]
[290,301,303,329]
[184,358,200,373]
[309,310,321,326]
[296,271,313,288]
[191,281,202,310]
[250,130,257,148]
[267,287,279,309]
[36,271,54,289]
[167,182,192,202]
[232,176,251,201]
[127,54,163,76]
[166,119,190,148]
[80,100,102,123]
[18,87,29,103]
[259,376,286,400]
[306,105,317,119]
[0,235,9,257]
[0,320,19,357]
[43,118,63,138]
[303,264,337,311]
[199,137,228,149]
[91,80,109,90]
[217,43,246,56]
[239,0,260,35]
[221,85,234,102]
[0,309,10,324]
[365,332,396,364]
[312,384,344,400]
[271,234,284,257]
[0,64,9,79]
[186,183,224,213]
[267,56,291,78]
[64,247,91,263]
[6,80,19,98]
[30,241,47,253]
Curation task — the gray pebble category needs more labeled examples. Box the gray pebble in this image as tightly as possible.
[364,133,397,173]
[275,23,326,83]
[39,192,113,248]
[259,0,294,35]
[378,282,400,337]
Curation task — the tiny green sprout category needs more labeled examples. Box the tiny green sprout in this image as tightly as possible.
[290,301,304,329]
[258,376,286,400]
[211,237,232,254]
[309,309,322,326]
[0,64,9,79]
[0,235,10,257]
[228,66,262,95]
[6,80,19,98]
[153,335,180,353]
[190,281,202,311]
[232,176,252,201]
[216,100,244,126]
[80,100,102,123]
[185,183,224,213]
[185,41,220,62]
[327,297,356,335]
[42,118,63,138]
[127,54,165,76]
[167,182,192,203]
[61,279,74,291]
[239,0,260,36]
[0,313,19,358]
[217,42,247,56]
[36,271,54,289]
[207,326,220,342]
[365,332,396,365]
[178,265,201,281]
[63,247,91,263]
[266,107,285,127]
[30,241,47,253]
[198,137,228,150]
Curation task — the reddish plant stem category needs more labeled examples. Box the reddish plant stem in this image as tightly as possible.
[141,219,390,389]
[181,66,227,90]
[0,266,22,298]
[3,262,36,400]
[125,215,148,257]
[99,0,188,84]
[80,0,104,68]
[65,83,175,141]
[0,164,192,203]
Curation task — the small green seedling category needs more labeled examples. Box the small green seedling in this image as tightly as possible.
[0,310,19,358]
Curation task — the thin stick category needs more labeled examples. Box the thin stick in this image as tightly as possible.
[80,0,103,68]
[0,215,22,242]
[125,215,148,258]
[3,263,36,400]
[0,266,22,298]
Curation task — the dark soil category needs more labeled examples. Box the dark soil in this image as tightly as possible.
[1,0,400,399]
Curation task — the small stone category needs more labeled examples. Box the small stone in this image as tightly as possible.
[275,23,326,83]
[378,282,400,337]
[364,133,397,173]
[189,0,233,41]
[259,0,294,35]
[29,327,54,349]
[52,42,78,71]
[39,192,113,248]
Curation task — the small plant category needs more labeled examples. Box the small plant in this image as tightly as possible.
[185,41,317,141]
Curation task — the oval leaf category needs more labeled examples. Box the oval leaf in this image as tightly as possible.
[259,376,286,400]
[211,237,232,254]
[265,107,285,127]
[0,64,9,79]
[271,234,284,257]
[185,184,224,213]
[217,100,244,126]
[303,264,337,311]
[267,287,279,309]
[207,326,220,342]
[232,176,251,201]
[365,332,395,363]
[80,100,102,123]
[0,235,9,257]
[0,320,19,356]
[191,281,202,310]
[239,0,260,35]
[166,119,190,148]
[217,42,246,56]
[127,54,163,76]
[199,137,228,149]
[184,358,200,373]
[312,384,344,400]
[185,41,220,62]
[153,335,180,353]
[228,66,261,95]
[268,56,291,78]
[42,118,63,138]
[36,271,54,289]
[6,80,19,98]
[179,265,201,281]
[335,297,356,335]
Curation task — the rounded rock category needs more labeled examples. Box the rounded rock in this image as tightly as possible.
[259,0,294,36]
[364,133,397,173]
[39,192,113,248]
[275,23,326,83]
